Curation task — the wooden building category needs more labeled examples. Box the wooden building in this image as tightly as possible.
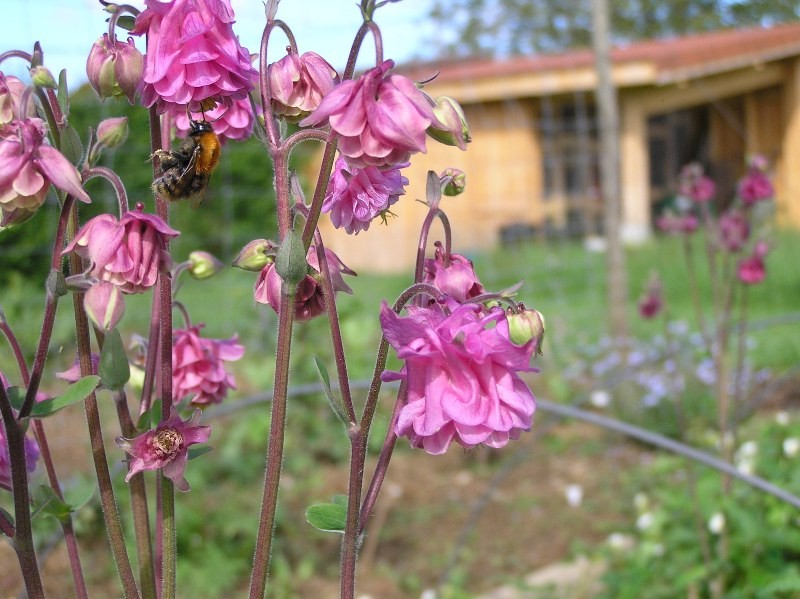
[318,23,800,273]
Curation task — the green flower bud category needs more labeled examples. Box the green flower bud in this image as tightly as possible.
[441,168,466,196]
[507,306,545,354]
[427,96,471,150]
[96,116,129,149]
[188,251,224,280]
[232,239,275,272]
[30,66,57,89]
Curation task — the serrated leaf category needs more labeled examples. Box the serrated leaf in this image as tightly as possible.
[28,376,100,417]
[99,329,130,391]
[187,445,213,460]
[56,69,69,118]
[60,125,83,167]
[305,502,347,534]
[314,356,347,423]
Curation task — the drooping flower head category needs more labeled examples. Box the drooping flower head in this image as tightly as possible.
[718,209,750,252]
[268,50,339,122]
[323,157,408,234]
[737,241,769,285]
[254,246,355,321]
[86,33,143,103]
[115,407,210,491]
[737,156,773,205]
[0,118,91,225]
[381,301,537,455]
[172,324,245,407]
[422,244,485,303]
[638,274,664,319]
[655,210,698,235]
[300,59,443,168]
[0,73,35,124]
[170,95,254,142]
[678,162,716,203]
[62,203,180,293]
[132,0,256,112]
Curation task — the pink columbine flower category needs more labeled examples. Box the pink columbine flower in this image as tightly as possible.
[56,354,100,383]
[737,241,769,285]
[679,163,716,203]
[380,301,537,455]
[268,50,339,122]
[323,157,409,234]
[85,281,126,331]
[0,118,91,225]
[737,160,773,205]
[300,59,443,168]
[254,246,355,321]
[172,324,245,407]
[115,407,210,491]
[655,211,698,235]
[170,95,254,142]
[86,33,143,103]
[62,203,180,294]
[132,0,256,112]
[0,73,34,124]
[718,210,750,252]
[422,244,485,303]
[638,275,664,319]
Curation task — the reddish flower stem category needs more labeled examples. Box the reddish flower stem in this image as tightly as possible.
[84,166,130,214]
[299,139,338,250]
[414,207,451,284]
[0,384,44,598]
[248,282,297,599]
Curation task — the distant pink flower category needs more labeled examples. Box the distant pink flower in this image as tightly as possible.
[422,244,485,303]
[171,95,254,142]
[86,33,143,103]
[656,211,698,235]
[738,168,773,205]
[0,118,91,225]
[133,0,256,112]
[269,50,339,122]
[254,246,355,321]
[638,276,664,319]
[381,302,537,455]
[116,407,210,491]
[718,210,750,252]
[0,73,34,124]
[323,157,408,234]
[63,203,179,294]
[300,59,442,168]
[56,354,100,383]
[0,373,40,492]
[679,163,716,203]
[172,324,244,407]
[738,241,769,285]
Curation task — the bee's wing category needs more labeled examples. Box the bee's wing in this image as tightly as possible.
[188,186,207,210]
[175,146,207,209]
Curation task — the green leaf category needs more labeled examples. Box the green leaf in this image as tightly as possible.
[275,228,307,286]
[314,356,347,424]
[331,494,348,508]
[305,502,347,534]
[188,445,213,460]
[28,376,100,417]
[99,328,130,391]
[136,398,163,431]
[31,486,74,524]
[56,69,69,118]
[60,125,83,167]
[116,15,136,31]
[6,386,24,411]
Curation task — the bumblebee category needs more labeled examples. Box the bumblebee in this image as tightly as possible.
[151,117,221,208]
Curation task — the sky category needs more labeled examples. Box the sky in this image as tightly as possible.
[2,0,435,90]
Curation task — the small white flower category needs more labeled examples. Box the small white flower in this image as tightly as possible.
[636,512,654,531]
[736,460,755,476]
[564,484,583,507]
[775,411,791,426]
[590,389,611,408]
[708,512,725,534]
[738,440,758,458]
[606,532,635,551]
[783,437,800,458]
[634,492,649,513]
[419,590,437,599]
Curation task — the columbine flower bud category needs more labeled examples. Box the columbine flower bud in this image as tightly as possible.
[29,66,57,89]
[427,96,471,150]
[86,34,143,103]
[85,281,125,331]
[440,168,466,196]
[188,251,224,280]
[232,239,275,272]
[0,73,35,124]
[96,116,129,153]
[507,306,546,353]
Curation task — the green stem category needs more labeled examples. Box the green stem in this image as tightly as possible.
[248,283,297,599]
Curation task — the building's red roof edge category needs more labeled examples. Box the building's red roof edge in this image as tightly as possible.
[400,21,800,85]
